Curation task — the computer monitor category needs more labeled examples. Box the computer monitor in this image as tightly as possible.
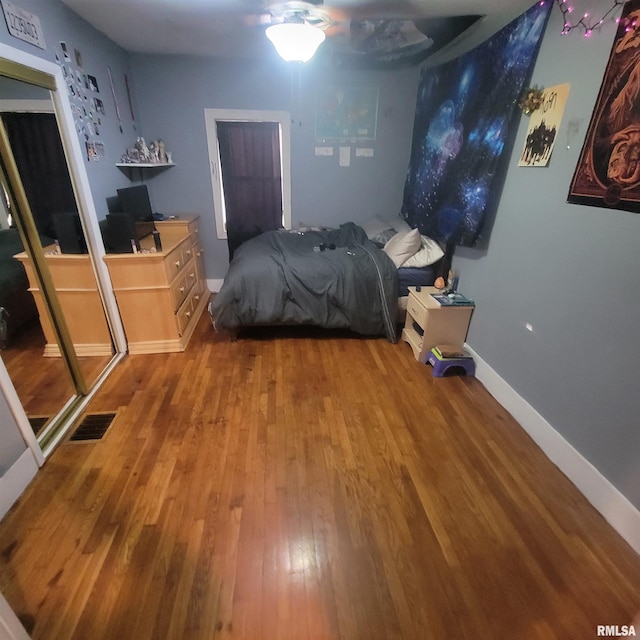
[116,185,153,222]
[115,185,155,241]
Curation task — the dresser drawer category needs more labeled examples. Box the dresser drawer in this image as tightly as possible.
[176,296,194,336]
[406,294,429,329]
[190,280,205,309]
[163,237,192,282]
[170,273,190,311]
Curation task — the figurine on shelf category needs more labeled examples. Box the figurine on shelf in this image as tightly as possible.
[157,139,168,163]
[148,140,160,163]
[135,136,150,163]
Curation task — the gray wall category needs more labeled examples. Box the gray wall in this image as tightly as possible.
[454,10,640,509]
[0,0,139,219]
[130,54,419,279]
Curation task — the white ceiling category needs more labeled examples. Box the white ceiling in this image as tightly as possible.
[58,0,539,60]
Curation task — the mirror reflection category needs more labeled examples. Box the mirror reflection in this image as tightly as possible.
[0,74,113,440]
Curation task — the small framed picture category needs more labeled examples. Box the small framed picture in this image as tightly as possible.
[60,41,70,61]
[87,75,99,92]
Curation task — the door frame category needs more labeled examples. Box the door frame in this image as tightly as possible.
[204,109,291,239]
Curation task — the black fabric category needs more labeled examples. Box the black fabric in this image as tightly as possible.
[2,113,77,238]
[397,265,438,297]
[217,121,283,261]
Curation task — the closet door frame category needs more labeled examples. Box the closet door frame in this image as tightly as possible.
[0,43,127,459]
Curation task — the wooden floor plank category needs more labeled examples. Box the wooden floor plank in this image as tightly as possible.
[1,315,639,639]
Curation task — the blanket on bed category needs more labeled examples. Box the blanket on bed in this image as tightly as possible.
[210,222,399,342]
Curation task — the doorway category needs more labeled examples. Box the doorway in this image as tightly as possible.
[204,108,292,246]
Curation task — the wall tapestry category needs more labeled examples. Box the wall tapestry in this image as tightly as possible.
[568,0,640,212]
[401,1,551,246]
[519,83,570,167]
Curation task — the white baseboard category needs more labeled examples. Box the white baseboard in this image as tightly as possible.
[0,449,38,522]
[466,344,640,556]
[207,278,223,293]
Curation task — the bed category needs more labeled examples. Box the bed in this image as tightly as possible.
[209,216,447,342]
[210,222,399,341]
[0,228,39,347]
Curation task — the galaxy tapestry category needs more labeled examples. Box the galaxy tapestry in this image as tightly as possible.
[401,1,551,246]
[568,0,640,213]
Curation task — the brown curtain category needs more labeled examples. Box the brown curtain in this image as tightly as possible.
[2,112,77,238]
[216,121,282,260]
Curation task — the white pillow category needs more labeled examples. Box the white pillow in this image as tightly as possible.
[359,216,392,239]
[383,228,421,267]
[402,235,445,268]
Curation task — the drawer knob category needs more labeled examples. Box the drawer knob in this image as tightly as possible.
[195,294,200,301]
[186,249,192,256]
[186,311,191,318]
[175,260,181,268]
[180,286,185,293]
[189,272,195,279]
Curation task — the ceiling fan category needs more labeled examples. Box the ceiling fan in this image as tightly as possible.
[248,0,483,66]
[247,1,343,61]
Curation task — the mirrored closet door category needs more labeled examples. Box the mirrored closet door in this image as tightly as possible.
[0,56,122,453]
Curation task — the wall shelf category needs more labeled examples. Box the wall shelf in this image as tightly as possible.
[115,162,175,181]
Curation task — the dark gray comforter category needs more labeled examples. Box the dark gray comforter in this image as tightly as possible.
[210,222,398,342]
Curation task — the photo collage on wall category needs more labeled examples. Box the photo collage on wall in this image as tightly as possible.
[55,41,105,162]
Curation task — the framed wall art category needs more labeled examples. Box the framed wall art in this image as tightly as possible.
[568,0,640,212]
[315,87,378,141]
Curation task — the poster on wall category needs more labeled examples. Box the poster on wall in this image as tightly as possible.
[315,87,378,140]
[401,1,552,247]
[568,0,640,212]
[519,83,570,167]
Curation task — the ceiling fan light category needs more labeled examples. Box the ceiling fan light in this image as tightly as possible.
[266,22,326,62]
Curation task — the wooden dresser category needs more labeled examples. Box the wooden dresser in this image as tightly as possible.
[103,214,209,354]
[14,250,113,357]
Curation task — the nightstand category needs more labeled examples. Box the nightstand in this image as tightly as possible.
[402,286,474,363]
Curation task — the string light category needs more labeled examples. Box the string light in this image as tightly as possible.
[554,0,625,37]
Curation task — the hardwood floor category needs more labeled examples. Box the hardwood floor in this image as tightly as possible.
[1,313,639,639]
[1,321,112,418]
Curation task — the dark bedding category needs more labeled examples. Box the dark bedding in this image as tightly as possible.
[0,228,36,345]
[0,228,55,345]
[210,222,399,342]
[397,265,438,297]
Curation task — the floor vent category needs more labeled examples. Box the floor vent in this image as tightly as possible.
[69,412,117,442]
[28,416,50,436]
